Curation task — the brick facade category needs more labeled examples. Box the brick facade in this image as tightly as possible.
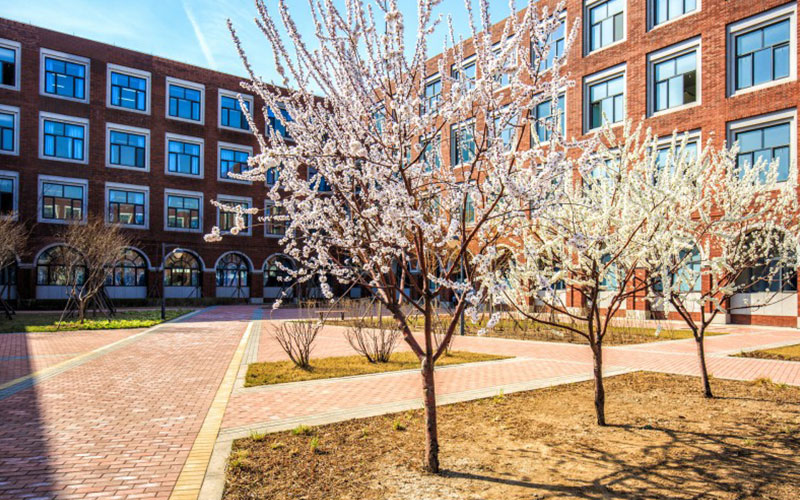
[1,0,799,322]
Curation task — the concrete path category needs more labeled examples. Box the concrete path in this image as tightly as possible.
[1,305,799,500]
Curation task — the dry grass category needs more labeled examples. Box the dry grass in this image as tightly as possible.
[244,351,510,387]
[224,372,800,500]
[327,315,727,345]
[737,343,800,362]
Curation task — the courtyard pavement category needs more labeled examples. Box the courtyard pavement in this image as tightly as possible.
[0,304,799,499]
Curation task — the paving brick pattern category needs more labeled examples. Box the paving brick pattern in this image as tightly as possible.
[0,306,255,500]
[1,306,800,499]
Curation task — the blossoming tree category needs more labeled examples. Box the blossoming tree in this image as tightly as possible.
[488,122,688,426]
[212,0,582,471]
[645,133,798,398]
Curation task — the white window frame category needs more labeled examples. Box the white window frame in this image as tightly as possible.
[216,194,253,236]
[39,48,90,104]
[535,12,568,73]
[491,36,516,91]
[726,3,797,98]
[37,174,89,225]
[217,142,254,184]
[647,0,701,31]
[0,104,20,156]
[450,54,477,88]
[0,38,21,91]
[647,36,701,117]
[532,90,568,145]
[165,76,205,125]
[0,170,19,221]
[584,0,627,56]
[164,188,204,233]
[583,63,627,133]
[105,123,150,172]
[726,108,797,185]
[164,132,204,179]
[106,63,151,115]
[264,200,288,238]
[218,88,254,133]
[653,129,702,162]
[450,118,476,168]
[105,182,150,230]
[38,111,89,165]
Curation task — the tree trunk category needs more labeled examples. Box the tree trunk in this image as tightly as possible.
[421,355,439,473]
[694,332,713,398]
[591,342,606,426]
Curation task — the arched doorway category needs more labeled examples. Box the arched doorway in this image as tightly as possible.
[164,250,202,298]
[263,254,296,301]
[106,248,149,299]
[215,252,251,299]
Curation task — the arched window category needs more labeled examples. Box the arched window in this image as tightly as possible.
[216,253,249,287]
[0,262,16,287]
[736,233,797,293]
[36,246,85,286]
[654,246,702,293]
[164,251,201,287]
[264,255,294,287]
[106,249,147,287]
[600,254,619,291]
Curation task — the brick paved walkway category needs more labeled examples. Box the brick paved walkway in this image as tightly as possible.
[1,305,799,499]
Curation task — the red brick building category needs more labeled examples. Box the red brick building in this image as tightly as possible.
[0,17,298,305]
[1,0,799,324]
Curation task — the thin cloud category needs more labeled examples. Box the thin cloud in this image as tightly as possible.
[182,0,217,70]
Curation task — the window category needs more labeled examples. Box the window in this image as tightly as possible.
[423,75,441,114]
[492,40,513,87]
[463,191,475,224]
[654,246,702,293]
[106,184,148,227]
[37,246,85,286]
[0,171,18,218]
[649,39,699,114]
[164,251,201,287]
[308,168,331,192]
[219,90,253,131]
[421,135,441,172]
[585,66,625,131]
[534,94,566,142]
[107,65,150,113]
[264,255,295,288]
[728,110,795,184]
[166,134,203,178]
[267,106,292,139]
[493,111,517,150]
[216,253,249,287]
[728,4,796,95]
[40,49,89,102]
[587,0,625,52]
[218,143,253,183]
[651,0,697,28]
[165,190,202,231]
[217,196,252,235]
[266,166,280,186]
[451,56,476,90]
[265,201,287,236]
[0,38,21,90]
[106,124,149,170]
[736,232,797,292]
[39,176,88,223]
[167,77,204,123]
[536,18,566,71]
[654,132,700,176]
[40,113,89,163]
[0,105,19,155]
[450,121,475,166]
[106,249,147,287]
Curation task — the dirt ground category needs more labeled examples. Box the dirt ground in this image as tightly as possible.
[224,372,800,500]
[737,344,800,362]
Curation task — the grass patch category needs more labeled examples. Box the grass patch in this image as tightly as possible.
[326,315,728,345]
[737,344,800,362]
[0,309,193,333]
[244,351,510,387]
[225,372,800,500]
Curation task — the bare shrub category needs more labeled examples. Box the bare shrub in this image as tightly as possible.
[274,321,321,369]
[345,321,400,363]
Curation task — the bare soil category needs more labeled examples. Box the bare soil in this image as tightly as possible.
[224,372,800,500]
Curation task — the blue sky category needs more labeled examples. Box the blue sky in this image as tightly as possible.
[2,0,521,85]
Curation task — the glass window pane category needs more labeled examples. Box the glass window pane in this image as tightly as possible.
[753,48,772,86]
[763,123,790,148]
[737,30,763,56]
[773,44,789,79]
[763,20,790,47]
